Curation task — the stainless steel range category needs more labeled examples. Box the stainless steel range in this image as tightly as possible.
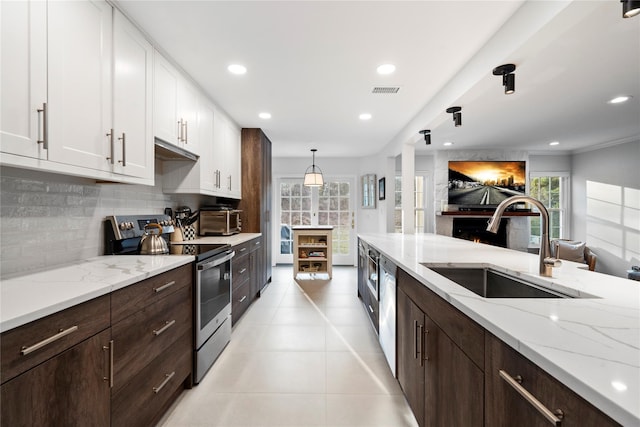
[105,214,235,384]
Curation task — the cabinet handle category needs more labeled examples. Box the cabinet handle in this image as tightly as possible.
[239,268,247,274]
[21,325,78,356]
[184,121,188,143]
[103,340,114,388]
[239,247,247,253]
[368,304,374,313]
[118,133,126,166]
[422,328,429,363]
[106,129,114,164]
[499,370,564,426]
[153,280,176,293]
[177,119,183,142]
[414,320,419,360]
[228,175,232,191]
[153,320,176,336]
[153,371,176,394]
[239,295,247,303]
[36,102,48,149]
[417,323,424,366]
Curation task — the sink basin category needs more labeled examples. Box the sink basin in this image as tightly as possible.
[422,265,573,298]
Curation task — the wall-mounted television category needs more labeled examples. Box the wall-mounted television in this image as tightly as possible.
[448,161,526,208]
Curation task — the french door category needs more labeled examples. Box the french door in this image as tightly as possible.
[276,177,356,265]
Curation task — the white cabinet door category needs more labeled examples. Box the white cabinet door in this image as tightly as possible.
[178,80,200,155]
[198,100,216,191]
[225,123,242,198]
[0,0,47,159]
[46,0,113,171]
[153,52,180,146]
[112,10,153,181]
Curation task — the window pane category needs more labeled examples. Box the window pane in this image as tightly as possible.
[302,197,312,210]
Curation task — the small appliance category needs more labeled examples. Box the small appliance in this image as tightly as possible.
[199,207,242,236]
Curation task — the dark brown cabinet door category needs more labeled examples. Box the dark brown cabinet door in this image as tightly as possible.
[485,333,620,427]
[1,329,111,427]
[424,316,483,427]
[397,288,426,427]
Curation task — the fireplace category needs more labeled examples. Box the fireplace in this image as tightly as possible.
[453,218,508,248]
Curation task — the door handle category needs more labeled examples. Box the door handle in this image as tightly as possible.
[118,133,126,166]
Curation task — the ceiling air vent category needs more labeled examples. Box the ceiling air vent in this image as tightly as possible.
[372,86,400,94]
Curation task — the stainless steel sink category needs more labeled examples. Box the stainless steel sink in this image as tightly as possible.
[422,265,574,298]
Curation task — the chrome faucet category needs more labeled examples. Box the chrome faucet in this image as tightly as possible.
[487,195,561,277]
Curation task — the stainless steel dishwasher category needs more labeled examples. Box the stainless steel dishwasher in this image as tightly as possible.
[378,255,397,377]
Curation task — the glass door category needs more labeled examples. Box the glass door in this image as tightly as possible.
[276,177,355,265]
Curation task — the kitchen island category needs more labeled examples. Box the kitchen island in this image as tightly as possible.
[359,233,639,426]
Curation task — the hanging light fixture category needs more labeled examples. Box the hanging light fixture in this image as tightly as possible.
[419,129,431,145]
[622,0,640,18]
[303,149,324,187]
[446,106,462,127]
[493,64,516,94]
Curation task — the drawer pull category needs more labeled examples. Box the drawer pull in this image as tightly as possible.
[153,371,176,394]
[499,370,564,426]
[21,325,79,356]
[239,268,247,274]
[238,295,247,303]
[239,247,247,252]
[368,304,374,313]
[153,320,176,336]
[153,280,176,293]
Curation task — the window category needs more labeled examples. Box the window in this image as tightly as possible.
[528,174,569,246]
[394,175,427,233]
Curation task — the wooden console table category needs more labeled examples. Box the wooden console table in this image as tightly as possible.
[292,226,333,279]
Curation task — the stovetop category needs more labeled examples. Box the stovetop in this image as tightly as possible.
[170,243,231,261]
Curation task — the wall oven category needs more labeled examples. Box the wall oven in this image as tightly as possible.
[367,247,379,300]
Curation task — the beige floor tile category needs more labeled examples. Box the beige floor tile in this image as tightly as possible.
[245,351,327,394]
[326,324,383,354]
[326,394,419,427]
[326,351,402,395]
[270,306,327,325]
[323,306,371,327]
[258,324,326,352]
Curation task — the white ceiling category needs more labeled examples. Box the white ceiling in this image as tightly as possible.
[116,1,640,158]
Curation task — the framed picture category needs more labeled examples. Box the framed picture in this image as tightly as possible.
[378,177,386,200]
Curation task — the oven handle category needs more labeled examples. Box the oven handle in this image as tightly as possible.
[197,250,235,271]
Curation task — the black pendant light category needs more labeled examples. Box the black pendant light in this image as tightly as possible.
[419,129,431,145]
[446,107,462,127]
[493,64,516,94]
[622,0,640,18]
[303,149,324,187]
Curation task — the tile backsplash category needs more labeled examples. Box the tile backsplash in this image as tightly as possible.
[0,163,213,278]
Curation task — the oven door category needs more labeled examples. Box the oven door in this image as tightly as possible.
[195,250,234,349]
[366,249,379,300]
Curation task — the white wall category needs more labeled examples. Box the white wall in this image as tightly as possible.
[571,140,640,277]
[0,163,212,278]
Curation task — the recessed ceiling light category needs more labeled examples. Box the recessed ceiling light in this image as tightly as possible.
[608,95,631,104]
[228,64,247,75]
[359,113,372,120]
[258,112,271,119]
[549,141,560,146]
[376,64,396,75]
[443,142,453,146]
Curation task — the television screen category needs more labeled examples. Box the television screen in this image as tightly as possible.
[448,161,526,207]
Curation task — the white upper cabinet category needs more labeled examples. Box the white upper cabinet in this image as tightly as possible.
[213,113,242,199]
[46,0,113,172]
[0,0,154,185]
[0,0,47,159]
[112,10,154,181]
[153,51,199,156]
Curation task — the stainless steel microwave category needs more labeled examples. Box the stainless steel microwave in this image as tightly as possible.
[199,209,242,236]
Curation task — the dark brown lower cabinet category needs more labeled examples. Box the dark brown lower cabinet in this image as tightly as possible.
[485,333,620,427]
[397,287,484,427]
[0,329,111,427]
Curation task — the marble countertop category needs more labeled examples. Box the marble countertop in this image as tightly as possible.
[175,232,261,246]
[358,233,639,426]
[0,255,194,333]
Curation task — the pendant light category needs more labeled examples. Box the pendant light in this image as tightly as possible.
[303,149,324,187]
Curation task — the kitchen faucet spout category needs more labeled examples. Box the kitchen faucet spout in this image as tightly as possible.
[487,195,561,277]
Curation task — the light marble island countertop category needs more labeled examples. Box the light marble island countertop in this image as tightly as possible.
[0,255,194,333]
[175,232,261,246]
[359,233,639,427]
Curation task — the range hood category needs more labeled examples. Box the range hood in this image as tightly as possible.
[154,138,199,161]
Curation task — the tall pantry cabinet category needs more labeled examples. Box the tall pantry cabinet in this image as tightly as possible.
[238,128,272,292]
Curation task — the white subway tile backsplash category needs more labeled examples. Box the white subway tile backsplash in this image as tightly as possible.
[0,165,213,278]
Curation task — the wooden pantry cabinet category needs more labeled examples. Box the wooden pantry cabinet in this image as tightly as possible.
[292,226,333,278]
[0,264,193,427]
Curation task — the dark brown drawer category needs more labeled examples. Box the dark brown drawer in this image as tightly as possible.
[111,331,192,427]
[485,333,620,427]
[398,268,484,369]
[112,263,192,324]
[111,285,191,392]
[233,241,251,259]
[249,236,262,252]
[232,254,250,290]
[1,295,110,384]
[232,281,252,325]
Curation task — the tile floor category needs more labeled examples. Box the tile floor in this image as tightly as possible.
[158,265,418,427]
